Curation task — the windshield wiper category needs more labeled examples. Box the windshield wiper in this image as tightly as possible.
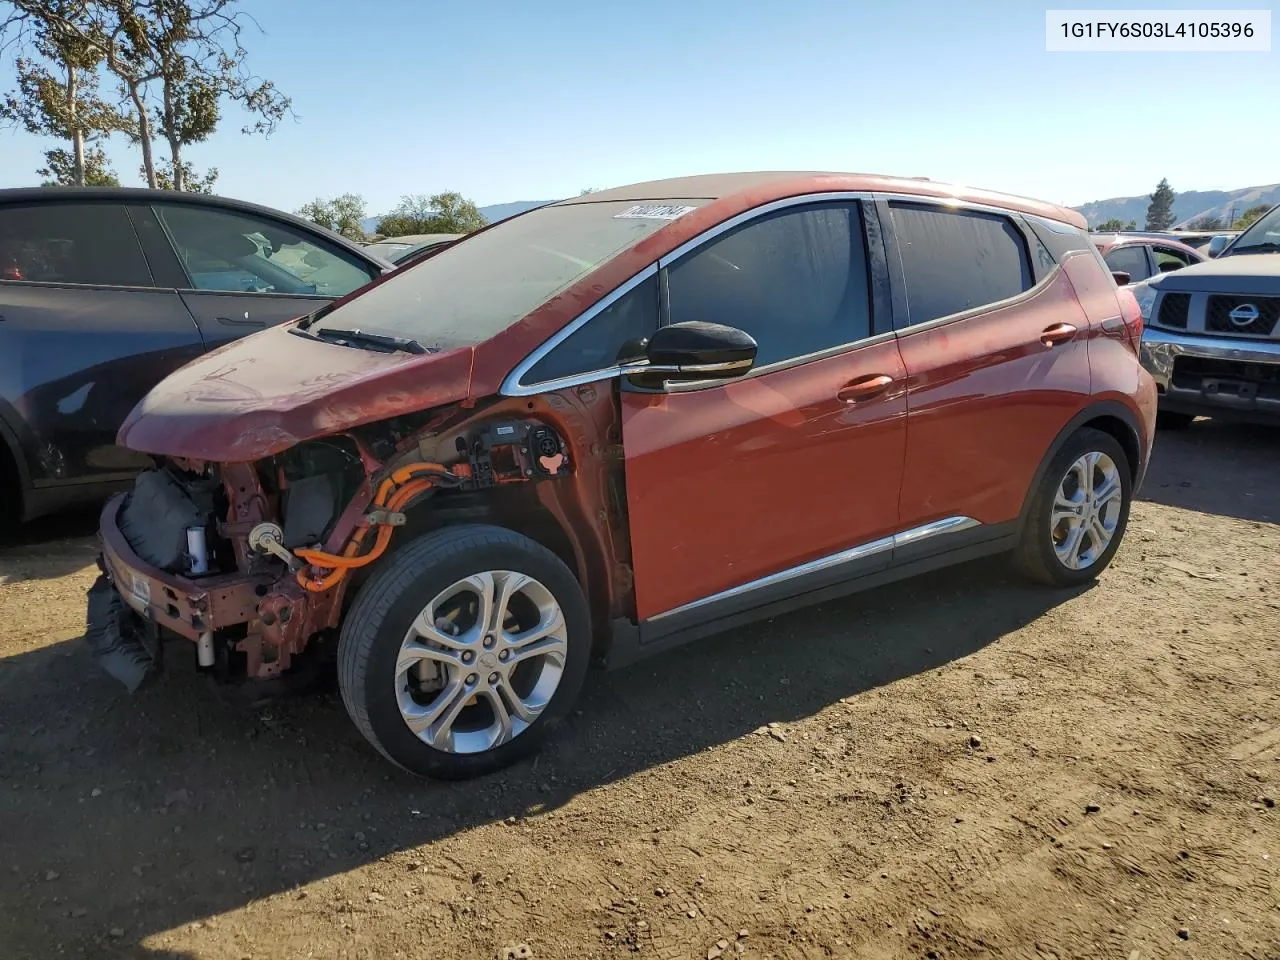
[1224,241,1280,255]
[289,325,429,354]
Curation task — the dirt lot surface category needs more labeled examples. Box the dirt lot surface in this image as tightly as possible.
[2,422,1278,960]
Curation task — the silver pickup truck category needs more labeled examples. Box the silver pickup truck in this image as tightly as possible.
[1137,203,1280,428]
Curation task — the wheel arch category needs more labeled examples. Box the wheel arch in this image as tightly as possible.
[1017,401,1144,534]
[0,412,30,525]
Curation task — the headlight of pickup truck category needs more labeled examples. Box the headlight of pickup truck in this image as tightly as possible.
[1132,281,1158,322]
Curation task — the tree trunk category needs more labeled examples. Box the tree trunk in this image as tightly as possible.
[162,80,183,191]
[130,82,156,188]
[169,138,184,191]
[65,63,85,186]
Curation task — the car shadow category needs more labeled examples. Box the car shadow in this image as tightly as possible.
[0,557,1089,957]
[1139,420,1279,524]
[0,505,101,585]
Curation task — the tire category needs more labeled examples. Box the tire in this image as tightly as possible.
[0,448,21,535]
[1156,410,1194,430]
[1013,428,1133,587]
[337,523,591,780]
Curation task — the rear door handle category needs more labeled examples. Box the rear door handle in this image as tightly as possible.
[216,314,266,328]
[1100,317,1125,334]
[837,374,895,403]
[1040,322,1077,347]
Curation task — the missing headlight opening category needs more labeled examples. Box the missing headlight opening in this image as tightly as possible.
[87,417,571,691]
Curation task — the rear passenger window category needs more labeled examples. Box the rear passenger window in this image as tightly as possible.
[0,202,153,287]
[889,203,1032,326]
[666,203,870,367]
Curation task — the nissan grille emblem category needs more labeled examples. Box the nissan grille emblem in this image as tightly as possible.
[1229,303,1261,327]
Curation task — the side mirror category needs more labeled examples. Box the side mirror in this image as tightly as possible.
[1208,235,1231,257]
[1111,271,1131,286]
[626,321,757,383]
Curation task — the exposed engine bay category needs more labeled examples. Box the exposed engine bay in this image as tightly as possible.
[85,414,572,693]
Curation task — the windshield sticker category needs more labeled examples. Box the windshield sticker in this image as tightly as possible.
[613,204,698,221]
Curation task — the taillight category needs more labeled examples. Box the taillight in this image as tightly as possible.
[1116,286,1144,352]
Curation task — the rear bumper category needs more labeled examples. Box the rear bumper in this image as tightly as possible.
[1140,327,1280,423]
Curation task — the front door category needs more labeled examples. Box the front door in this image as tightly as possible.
[882,199,1093,543]
[620,200,907,622]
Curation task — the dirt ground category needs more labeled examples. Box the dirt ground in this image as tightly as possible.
[1,421,1278,960]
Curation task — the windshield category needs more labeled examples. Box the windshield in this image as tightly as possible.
[1227,205,1280,253]
[309,199,708,349]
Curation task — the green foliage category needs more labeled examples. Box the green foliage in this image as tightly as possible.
[297,194,369,242]
[1232,204,1271,230]
[1125,220,1137,230]
[376,192,486,237]
[0,1,129,186]
[150,158,217,193]
[1095,218,1128,232]
[1186,215,1224,231]
[40,145,119,185]
[1145,178,1176,231]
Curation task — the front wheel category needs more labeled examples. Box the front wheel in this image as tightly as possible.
[1013,428,1133,587]
[337,524,592,780]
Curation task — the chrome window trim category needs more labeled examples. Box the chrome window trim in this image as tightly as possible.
[501,192,877,397]
[647,516,980,622]
[500,264,658,396]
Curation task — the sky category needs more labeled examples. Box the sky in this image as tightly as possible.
[0,0,1276,215]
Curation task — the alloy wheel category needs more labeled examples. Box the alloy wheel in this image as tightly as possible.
[1049,451,1123,570]
[394,570,568,754]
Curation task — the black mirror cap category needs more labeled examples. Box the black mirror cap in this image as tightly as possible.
[1111,270,1131,286]
[645,321,757,381]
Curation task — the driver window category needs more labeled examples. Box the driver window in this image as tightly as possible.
[524,273,659,384]
[154,203,374,297]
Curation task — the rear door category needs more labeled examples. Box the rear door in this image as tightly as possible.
[618,200,908,622]
[882,198,1092,543]
[0,199,204,488]
[140,201,382,350]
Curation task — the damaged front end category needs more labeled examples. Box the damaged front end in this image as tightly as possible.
[85,409,576,693]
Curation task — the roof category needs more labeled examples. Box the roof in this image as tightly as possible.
[367,233,463,245]
[0,185,380,262]
[555,171,1087,229]
[1091,232,1205,257]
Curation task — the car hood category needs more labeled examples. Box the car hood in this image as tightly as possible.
[118,323,475,461]
[1151,252,1280,295]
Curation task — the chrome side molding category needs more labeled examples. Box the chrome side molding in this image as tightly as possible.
[647,516,980,622]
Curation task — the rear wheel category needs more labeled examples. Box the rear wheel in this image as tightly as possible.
[337,524,591,780]
[0,447,22,535]
[1156,411,1195,430]
[1013,428,1132,587]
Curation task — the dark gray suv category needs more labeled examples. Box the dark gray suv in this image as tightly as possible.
[0,187,393,527]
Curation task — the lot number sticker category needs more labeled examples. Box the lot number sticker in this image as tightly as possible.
[614,204,697,220]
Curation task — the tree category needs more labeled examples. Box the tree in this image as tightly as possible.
[4,0,291,190]
[1124,220,1137,230]
[376,191,486,237]
[1232,204,1271,230]
[1145,178,1176,231]
[1187,215,1224,231]
[101,0,291,190]
[0,1,129,185]
[297,194,368,241]
[41,144,119,185]
[149,158,216,192]
[1095,218,1128,232]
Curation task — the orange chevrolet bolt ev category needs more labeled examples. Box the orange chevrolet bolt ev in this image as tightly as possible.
[85,172,1158,779]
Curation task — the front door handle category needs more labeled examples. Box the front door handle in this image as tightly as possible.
[837,374,895,403]
[216,314,266,328]
[1040,322,1077,347]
